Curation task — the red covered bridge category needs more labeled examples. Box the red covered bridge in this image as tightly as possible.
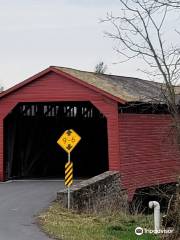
[0,66,179,200]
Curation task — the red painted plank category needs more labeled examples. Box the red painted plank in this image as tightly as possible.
[119,113,180,200]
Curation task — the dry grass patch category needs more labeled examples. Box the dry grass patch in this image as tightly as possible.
[38,202,159,240]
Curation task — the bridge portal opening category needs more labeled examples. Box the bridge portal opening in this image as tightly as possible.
[4,101,109,180]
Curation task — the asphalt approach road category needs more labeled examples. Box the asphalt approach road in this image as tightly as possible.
[0,180,64,240]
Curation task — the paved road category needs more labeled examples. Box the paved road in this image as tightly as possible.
[0,180,64,240]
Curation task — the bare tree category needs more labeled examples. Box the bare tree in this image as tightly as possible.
[103,0,180,238]
[155,0,180,7]
[94,61,107,74]
[0,86,3,93]
[103,0,180,143]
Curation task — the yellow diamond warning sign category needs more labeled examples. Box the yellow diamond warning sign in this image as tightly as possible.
[57,129,81,153]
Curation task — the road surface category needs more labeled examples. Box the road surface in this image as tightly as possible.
[0,180,64,240]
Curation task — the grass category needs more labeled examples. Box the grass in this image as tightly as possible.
[38,202,159,240]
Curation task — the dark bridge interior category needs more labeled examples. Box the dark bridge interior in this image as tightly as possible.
[4,101,109,180]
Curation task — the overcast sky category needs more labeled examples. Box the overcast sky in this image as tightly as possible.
[0,0,179,89]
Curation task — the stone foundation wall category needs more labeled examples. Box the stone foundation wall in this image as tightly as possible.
[57,171,128,212]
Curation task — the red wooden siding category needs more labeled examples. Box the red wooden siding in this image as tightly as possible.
[0,70,119,180]
[119,114,180,200]
[0,67,179,201]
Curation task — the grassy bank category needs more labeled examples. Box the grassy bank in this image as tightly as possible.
[38,202,159,240]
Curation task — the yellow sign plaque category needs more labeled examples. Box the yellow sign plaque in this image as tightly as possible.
[57,129,81,153]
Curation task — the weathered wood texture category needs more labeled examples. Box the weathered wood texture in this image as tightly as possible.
[119,114,180,200]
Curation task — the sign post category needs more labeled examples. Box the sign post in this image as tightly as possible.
[57,129,81,209]
[65,155,73,209]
